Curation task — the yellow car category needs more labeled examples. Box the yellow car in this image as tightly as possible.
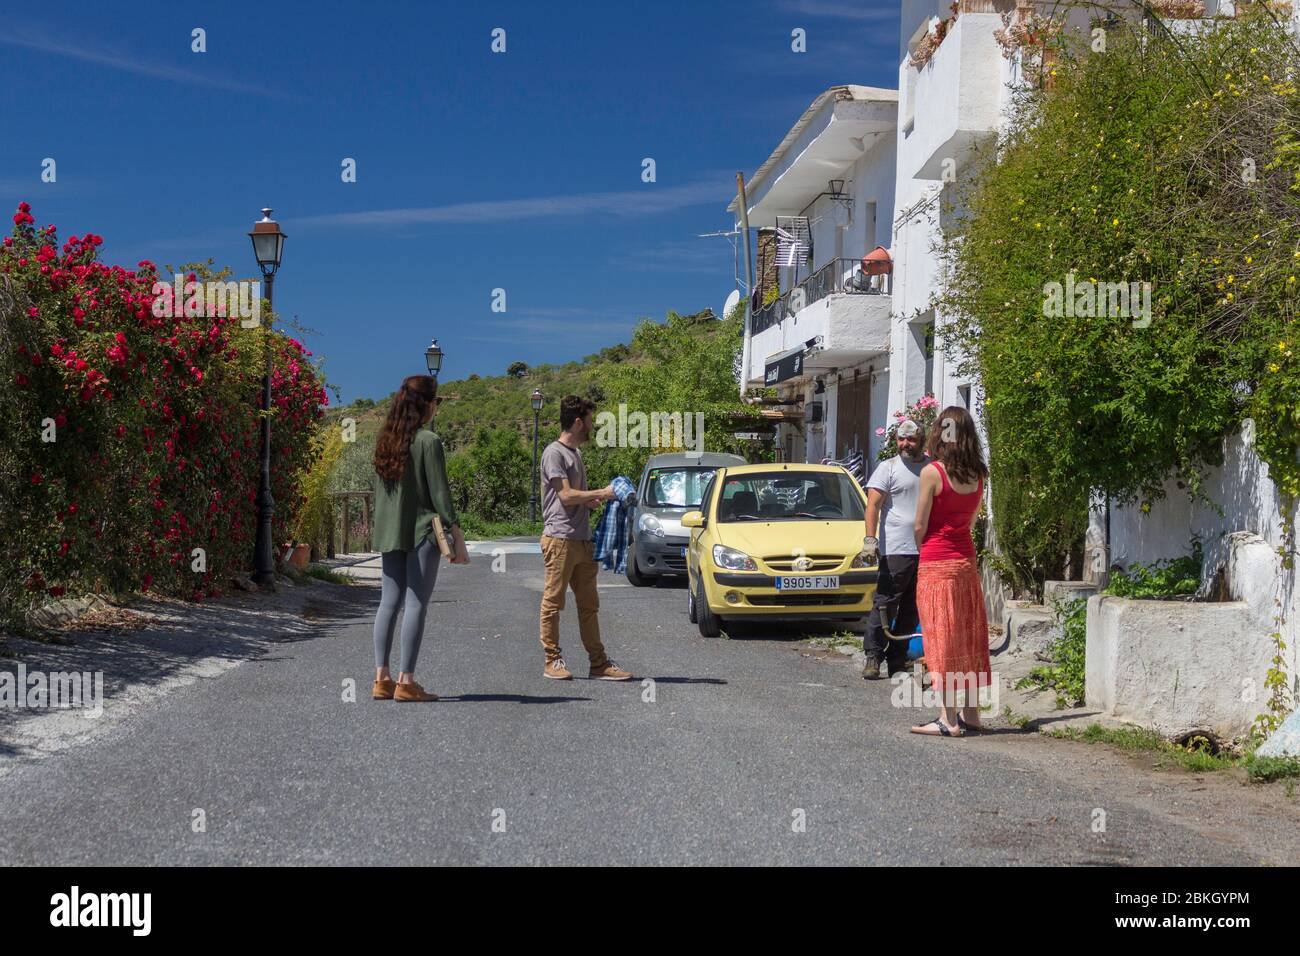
[682,462,879,638]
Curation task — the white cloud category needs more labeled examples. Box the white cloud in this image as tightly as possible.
[0,28,298,98]
[776,0,899,22]
[298,180,725,229]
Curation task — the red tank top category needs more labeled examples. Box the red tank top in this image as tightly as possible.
[920,462,982,562]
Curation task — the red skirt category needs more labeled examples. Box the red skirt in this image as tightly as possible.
[916,558,991,703]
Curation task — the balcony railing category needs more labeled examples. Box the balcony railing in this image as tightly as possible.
[751,257,892,335]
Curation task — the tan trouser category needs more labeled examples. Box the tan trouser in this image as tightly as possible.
[539,535,607,665]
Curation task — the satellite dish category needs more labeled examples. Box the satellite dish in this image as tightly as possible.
[722,289,741,319]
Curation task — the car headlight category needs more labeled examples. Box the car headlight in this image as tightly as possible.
[712,544,757,571]
[637,513,665,538]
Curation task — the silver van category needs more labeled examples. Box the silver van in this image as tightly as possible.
[625,450,747,586]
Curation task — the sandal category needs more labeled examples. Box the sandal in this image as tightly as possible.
[910,718,964,737]
[957,716,983,734]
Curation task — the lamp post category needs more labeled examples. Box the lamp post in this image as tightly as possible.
[530,388,544,521]
[424,338,444,378]
[248,208,286,587]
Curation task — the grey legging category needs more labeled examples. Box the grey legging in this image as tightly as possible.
[373,536,442,674]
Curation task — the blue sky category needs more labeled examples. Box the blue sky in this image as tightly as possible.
[1,0,900,403]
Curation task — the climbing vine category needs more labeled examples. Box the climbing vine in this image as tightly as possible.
[938,9,1300,593]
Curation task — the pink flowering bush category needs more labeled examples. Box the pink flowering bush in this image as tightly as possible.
[875,393,940,461]
[0,202,327,624]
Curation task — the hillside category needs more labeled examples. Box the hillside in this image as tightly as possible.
[324,308,744,501]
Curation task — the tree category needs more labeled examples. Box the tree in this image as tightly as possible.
[584,309,752,486]
[507,361,528,378]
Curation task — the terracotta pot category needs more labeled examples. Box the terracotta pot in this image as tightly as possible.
[289,543,311,569]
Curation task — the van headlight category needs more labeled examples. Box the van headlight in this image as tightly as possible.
[712,544,757,571]
[637,513,665,538]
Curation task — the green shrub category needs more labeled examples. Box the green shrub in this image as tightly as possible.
[941,12,1300,587]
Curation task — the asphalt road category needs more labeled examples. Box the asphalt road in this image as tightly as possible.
[1,551,1297,866]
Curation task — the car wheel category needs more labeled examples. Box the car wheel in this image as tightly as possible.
[687,580,698,623]
[695,580,721,638]
[625,544,651,587]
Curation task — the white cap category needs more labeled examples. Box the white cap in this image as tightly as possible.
[896,420,920,438]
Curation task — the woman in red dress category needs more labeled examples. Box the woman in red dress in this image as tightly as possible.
[910,406,990,737]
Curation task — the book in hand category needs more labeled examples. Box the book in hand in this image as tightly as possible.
[431,516,454,558]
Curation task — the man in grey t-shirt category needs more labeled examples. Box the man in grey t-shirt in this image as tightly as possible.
[859,419,929,679]
[540,438,595,540]
[537,395,633,683]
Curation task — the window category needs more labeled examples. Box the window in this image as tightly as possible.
[909,317,936,401]
[644,467,716,509]
[715,471,866,523]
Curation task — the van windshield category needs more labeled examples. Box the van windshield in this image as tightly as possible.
[716,471,865,522]
[643,467,716,509]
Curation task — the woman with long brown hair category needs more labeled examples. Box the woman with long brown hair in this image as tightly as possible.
[910,405,990,737]
[369,374,469,702]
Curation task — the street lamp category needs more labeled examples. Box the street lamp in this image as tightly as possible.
[424,338,444,378]
[530,388,544,522]
[248,208,286,588]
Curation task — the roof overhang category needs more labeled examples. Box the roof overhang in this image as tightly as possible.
[728,85,898,227]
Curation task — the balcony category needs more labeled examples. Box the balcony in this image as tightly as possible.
[752,257,892,335]
[905,11,1004,182]
[747,258,893,387]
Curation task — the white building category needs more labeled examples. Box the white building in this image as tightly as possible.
[730,3,1012,467]
[730,85,899,467]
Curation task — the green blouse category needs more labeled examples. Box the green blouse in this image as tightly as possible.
[371,423,460,553]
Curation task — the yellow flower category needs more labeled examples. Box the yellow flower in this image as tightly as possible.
[1112,218,1119,226]
[1269,363,1281,373]
[1227,275,1235,284]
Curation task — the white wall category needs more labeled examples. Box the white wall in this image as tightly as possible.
[1105,421,1300,684]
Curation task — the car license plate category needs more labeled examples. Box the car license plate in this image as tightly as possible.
[775,575,839,591]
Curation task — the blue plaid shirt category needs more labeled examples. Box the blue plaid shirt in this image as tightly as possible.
[592,475,636,571]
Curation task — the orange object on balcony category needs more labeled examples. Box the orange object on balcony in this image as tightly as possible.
[861,246,893,276]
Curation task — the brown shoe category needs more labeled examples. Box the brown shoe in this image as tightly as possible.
[372,678,396,700]
[393,681,439,702]
[543,658,573,680]
[589,659,633,681]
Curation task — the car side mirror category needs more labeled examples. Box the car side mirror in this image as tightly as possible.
[681,511,704,529]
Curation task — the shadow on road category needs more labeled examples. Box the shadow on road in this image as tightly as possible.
[437,693,592,704]
[647,676,727,685]
[0,581,361,745]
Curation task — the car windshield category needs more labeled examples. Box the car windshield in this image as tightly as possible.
[716,471,865,522]
[643,467,716,509]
